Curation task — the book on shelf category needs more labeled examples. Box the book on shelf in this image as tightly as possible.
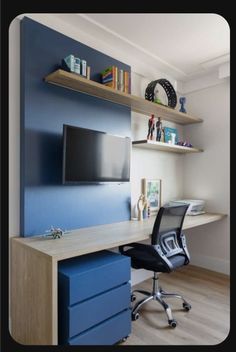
[118,69,124,91]
[81,59,87,77]
[61,54,75,72]
[61,54,90,79]
[74,57,81,74]
[101,66,130,93]
[101,66,114,89]
[124,71,129,93]
[86,66,91,80]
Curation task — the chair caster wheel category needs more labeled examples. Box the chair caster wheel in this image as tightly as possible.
[131,294,136,302]
[132,312,140,321]
[168,319,177,328]
[183,303,191,311]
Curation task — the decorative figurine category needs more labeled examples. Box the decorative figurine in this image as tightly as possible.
[44,226,69,239]
[179,97,187,113]
[147,114,155,140]
[137,194,147,221]
[177,140,193,148]
[145,79,177,108]
[156,117,162,142]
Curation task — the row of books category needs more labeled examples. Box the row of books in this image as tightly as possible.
[100,66,130,93]
[61,54,91,79]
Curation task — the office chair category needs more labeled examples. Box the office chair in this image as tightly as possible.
[119,203,191,328]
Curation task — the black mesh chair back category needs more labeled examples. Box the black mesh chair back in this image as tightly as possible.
[151,203,190,267]
[151,204,189,262]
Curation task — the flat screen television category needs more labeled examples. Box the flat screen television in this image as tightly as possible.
[62,124,131,184]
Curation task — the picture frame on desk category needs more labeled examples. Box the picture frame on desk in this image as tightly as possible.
[142,178,161,214]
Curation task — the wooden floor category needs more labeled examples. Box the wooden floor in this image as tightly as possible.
[122,265,230,345]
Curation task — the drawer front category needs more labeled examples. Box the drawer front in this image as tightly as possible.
[69,309,131,345]
[68,283,130,339]
[69,257,130,305]
[59,254,130,305]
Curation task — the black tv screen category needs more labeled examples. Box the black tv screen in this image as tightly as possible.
[62,125,131,184]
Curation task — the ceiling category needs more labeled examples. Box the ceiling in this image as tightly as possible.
[29,13,229,83]
[61,13,229,82]
[84,14,229,80]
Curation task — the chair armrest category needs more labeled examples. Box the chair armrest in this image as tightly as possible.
[119,242,173,272]
[179,233,190,264]
[119,242,156,256]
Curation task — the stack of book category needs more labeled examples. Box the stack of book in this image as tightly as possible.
[61,54,91,79]
[100,66,130,93]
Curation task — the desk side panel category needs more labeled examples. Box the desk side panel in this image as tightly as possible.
[11,238,57,345]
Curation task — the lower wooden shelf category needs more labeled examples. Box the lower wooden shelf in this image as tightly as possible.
[132,140,203,153]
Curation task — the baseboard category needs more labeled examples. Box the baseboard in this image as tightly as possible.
[190,253,230,275]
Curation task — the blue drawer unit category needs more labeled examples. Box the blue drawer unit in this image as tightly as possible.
[69,310,131,345]
[58,250,131,345]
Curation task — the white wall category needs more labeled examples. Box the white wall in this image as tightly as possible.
[129,74,185,284]
[183,81,230,274]
[130,68,185,218]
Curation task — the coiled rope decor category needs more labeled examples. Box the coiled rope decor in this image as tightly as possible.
[145,79,177,109]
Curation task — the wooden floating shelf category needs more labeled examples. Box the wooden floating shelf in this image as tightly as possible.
[44,69,203,125]
[132,140,203,153]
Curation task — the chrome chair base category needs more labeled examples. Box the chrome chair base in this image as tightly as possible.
[131,272,191,328]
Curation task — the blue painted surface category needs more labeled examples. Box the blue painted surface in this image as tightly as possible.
[68,310,131,345]
[58,251,131,345]
[68,283,130,339]
[20,17,131,236]
[58,250,130,305]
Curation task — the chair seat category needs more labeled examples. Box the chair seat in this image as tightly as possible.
[125,248,186,272]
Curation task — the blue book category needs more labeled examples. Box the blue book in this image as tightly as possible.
[102,73,113,81]
[102,77,113,83]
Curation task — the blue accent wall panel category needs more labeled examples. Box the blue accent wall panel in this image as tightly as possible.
[20,17,131,236]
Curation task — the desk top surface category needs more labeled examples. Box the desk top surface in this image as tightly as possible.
[12,213,226,261]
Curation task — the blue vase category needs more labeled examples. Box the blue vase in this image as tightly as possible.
[179,97,186,113]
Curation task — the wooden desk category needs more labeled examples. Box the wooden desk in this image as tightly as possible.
[11,213,226,345]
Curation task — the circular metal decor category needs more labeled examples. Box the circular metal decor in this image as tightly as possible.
[145,79,177,109]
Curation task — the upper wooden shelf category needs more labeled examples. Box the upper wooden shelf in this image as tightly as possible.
[44,70,203,125]
[132,140,203,153]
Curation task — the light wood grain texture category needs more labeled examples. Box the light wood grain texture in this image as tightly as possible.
[44,70,203,125]
[13,213,226,261]
[132,140,203,153]
[11,240,58,345]
[122,265,230,345]
[10,213,226,345]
